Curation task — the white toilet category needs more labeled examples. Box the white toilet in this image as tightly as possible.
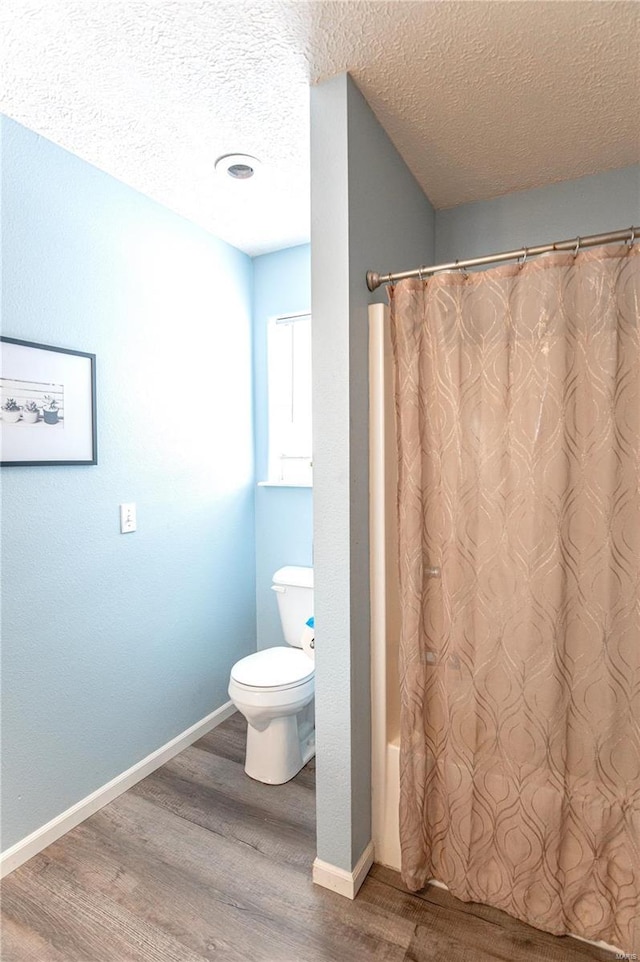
[228,565,314,784]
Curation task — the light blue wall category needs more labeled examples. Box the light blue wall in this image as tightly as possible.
[252,245,313,650]
[311,74,435,871]
[1,117,256,850]
[436,165,640,262]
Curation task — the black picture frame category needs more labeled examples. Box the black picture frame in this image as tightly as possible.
[0,337,97,466]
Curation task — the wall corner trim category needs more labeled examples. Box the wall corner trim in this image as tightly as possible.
[0,700,236,878]
[312,841,374,899]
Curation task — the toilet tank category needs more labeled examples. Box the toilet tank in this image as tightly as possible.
[272,566,314,648]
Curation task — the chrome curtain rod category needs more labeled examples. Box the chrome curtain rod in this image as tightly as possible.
[366,227,638,292]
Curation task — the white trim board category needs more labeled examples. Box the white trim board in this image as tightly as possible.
[0,700,236,878]
[312,841,375,899]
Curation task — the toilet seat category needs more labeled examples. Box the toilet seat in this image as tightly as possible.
[230,646,314,692]
[228,674,314,714]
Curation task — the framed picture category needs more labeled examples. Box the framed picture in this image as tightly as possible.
[0,337,97,466]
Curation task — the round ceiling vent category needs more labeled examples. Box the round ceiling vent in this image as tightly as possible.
[215,153,261,181]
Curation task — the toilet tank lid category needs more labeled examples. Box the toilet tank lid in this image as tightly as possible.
[273,565,313,589]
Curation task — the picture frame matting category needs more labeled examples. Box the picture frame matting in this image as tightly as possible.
[0,337,97,466]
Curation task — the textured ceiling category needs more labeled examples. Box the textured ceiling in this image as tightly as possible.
[2,1,639,255]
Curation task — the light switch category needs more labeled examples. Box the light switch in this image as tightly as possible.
[120,503,136,533]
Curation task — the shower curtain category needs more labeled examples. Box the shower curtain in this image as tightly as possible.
[389,244,639,953]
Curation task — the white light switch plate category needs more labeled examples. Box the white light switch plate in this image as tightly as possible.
[120,503,136,533]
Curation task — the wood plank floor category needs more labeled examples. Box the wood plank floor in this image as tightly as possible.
[1,713,615,962]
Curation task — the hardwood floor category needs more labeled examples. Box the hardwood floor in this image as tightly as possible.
[2,713,614,962]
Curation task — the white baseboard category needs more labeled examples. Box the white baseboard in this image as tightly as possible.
[0,700,236,879]
[313,840,375,899]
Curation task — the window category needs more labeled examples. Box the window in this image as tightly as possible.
[267,312,312,485]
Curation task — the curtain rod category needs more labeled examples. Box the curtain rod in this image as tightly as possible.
[366,226,638,292]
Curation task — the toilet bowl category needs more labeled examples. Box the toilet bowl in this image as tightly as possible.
[228,566,314,784]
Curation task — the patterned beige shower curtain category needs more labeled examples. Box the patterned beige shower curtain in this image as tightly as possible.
[389,244,640,953]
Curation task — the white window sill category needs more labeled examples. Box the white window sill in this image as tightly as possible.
[257,481,313,488]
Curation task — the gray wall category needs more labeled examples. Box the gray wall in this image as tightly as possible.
[436,165,640,262]
[311,74,435,871]
[1,117,256,850]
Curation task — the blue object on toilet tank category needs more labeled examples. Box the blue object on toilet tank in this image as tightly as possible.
[300,616,315,653]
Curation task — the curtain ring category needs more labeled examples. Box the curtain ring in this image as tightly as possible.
[628,227,636,248]
[573,236,581,257]
[418,265,426,283]
[520,246,528,268]
[454,259,468,279]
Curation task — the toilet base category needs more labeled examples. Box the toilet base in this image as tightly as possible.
[245,702,315,785]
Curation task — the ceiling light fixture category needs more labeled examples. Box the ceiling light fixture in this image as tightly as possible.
[215,153,261,181]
